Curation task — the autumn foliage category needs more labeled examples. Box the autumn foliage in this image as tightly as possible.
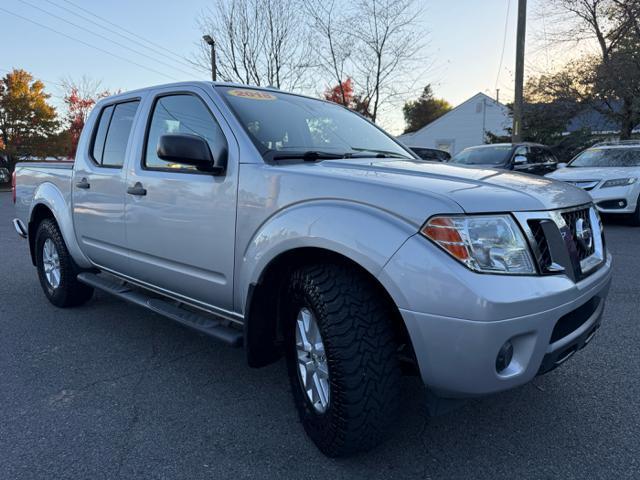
[64,86,109,158]
[0,69,59,168]
[323,78,372,119]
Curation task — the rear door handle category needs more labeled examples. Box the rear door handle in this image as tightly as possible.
[76,178,90,189]
[127,182,147,196]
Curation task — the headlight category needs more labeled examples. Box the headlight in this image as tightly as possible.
[601,177,637,188]
[421,215,536,274]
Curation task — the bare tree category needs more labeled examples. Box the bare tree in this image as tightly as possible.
[303,0,353,105]
[349,0,426,122]
[542,0,638,62]
[196,0,314,90]
[534,0,640,138]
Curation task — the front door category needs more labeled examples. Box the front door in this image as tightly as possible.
[73,100,140,272]
[123,88,237,311]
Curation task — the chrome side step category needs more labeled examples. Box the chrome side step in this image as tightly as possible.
[77,272,243,347]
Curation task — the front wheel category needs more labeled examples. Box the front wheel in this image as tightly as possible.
[284,264,401,457]
[35,219,94,307]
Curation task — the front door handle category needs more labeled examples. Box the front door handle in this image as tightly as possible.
[76,178,90,189]
[127,182,147,196]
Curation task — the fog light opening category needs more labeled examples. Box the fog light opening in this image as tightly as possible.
[496,341,514,373]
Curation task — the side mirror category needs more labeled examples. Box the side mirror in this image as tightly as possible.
[513,154,528,165]
[157,133,226,174]
[557,162,568,169]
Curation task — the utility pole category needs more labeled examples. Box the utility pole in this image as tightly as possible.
[512,0,527,142]
[496,88,500,104]
[202,35,216,81]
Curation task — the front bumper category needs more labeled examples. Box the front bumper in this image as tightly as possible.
[379,232,613,398]
[587,185,638,214]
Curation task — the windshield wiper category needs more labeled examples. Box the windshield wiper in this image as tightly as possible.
[267,150,346,162]
[266,148,411,162]
[349,147,411,159]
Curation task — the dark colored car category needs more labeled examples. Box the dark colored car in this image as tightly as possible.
[409,147,451,162]
[450,143,559,175]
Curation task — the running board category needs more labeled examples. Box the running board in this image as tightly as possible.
[77,272,243,347]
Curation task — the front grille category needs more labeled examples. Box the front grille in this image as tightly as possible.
[515,204,604,281]
[528,220,552,271]
[561,207,595,261]
[568,180,599,191]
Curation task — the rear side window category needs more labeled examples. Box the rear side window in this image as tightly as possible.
[91,105,113,164]
[91,101,140,167]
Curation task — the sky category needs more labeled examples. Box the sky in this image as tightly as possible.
[1,0,571,134]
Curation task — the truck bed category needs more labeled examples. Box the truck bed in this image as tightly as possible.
[14,162,74,228]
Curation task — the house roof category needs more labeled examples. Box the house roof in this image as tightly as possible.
[566,101,640,134]
[398,92,508,140]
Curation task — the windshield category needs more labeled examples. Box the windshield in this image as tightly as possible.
[218,87,412,159]
[569,148,640,167]
[450,145,512,165]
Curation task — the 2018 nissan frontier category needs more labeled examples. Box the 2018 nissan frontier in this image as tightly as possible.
[12,82,612,457]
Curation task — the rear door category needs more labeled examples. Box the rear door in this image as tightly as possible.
[122,87,238,311]
[73,99,140,271]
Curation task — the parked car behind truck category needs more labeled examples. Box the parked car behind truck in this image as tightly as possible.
[450,142,559,175]
[546,141,640,225]
[13,82,612,457]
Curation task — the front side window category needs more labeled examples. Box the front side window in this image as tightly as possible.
[144,94,227,171]
[528,147,545,164]
[90,101,140,168]
[218,87,411,159]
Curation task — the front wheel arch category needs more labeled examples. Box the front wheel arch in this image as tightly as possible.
[243,247,415,370]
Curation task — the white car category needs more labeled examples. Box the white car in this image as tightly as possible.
[547,142,640,225]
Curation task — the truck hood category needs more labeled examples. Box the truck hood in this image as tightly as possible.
[547,166,640,182]
[318,158,591,213]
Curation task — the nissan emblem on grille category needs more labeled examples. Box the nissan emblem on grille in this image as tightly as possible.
[575,218,593,251]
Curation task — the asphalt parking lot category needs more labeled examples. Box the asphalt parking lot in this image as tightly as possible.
[1,190,639,480]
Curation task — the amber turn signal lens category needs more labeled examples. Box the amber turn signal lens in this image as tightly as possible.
[421,217,469,261]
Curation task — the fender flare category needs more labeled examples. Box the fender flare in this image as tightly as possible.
[30,182,92,268]
[236,199,417,314]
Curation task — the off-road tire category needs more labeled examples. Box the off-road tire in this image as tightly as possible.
[284,263,401,457]
[35,219,94,307]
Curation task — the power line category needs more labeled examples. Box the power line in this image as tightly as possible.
[41,0,202,74]
[495,0,511,90]
[57,0,200,69]
[16,0,193,77]
[0,6,180,81]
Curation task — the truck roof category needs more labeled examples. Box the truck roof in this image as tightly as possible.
[96,81,316,106]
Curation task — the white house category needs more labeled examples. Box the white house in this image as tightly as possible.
[397,92,511,155]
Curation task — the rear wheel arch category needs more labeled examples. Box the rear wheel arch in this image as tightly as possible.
[244,247,415,370]
[28,203,57,265]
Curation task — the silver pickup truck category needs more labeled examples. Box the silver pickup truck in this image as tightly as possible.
[12,82,612,457]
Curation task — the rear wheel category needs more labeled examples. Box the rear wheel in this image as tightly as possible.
[35,219,93,307]
[284,264,401,457]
